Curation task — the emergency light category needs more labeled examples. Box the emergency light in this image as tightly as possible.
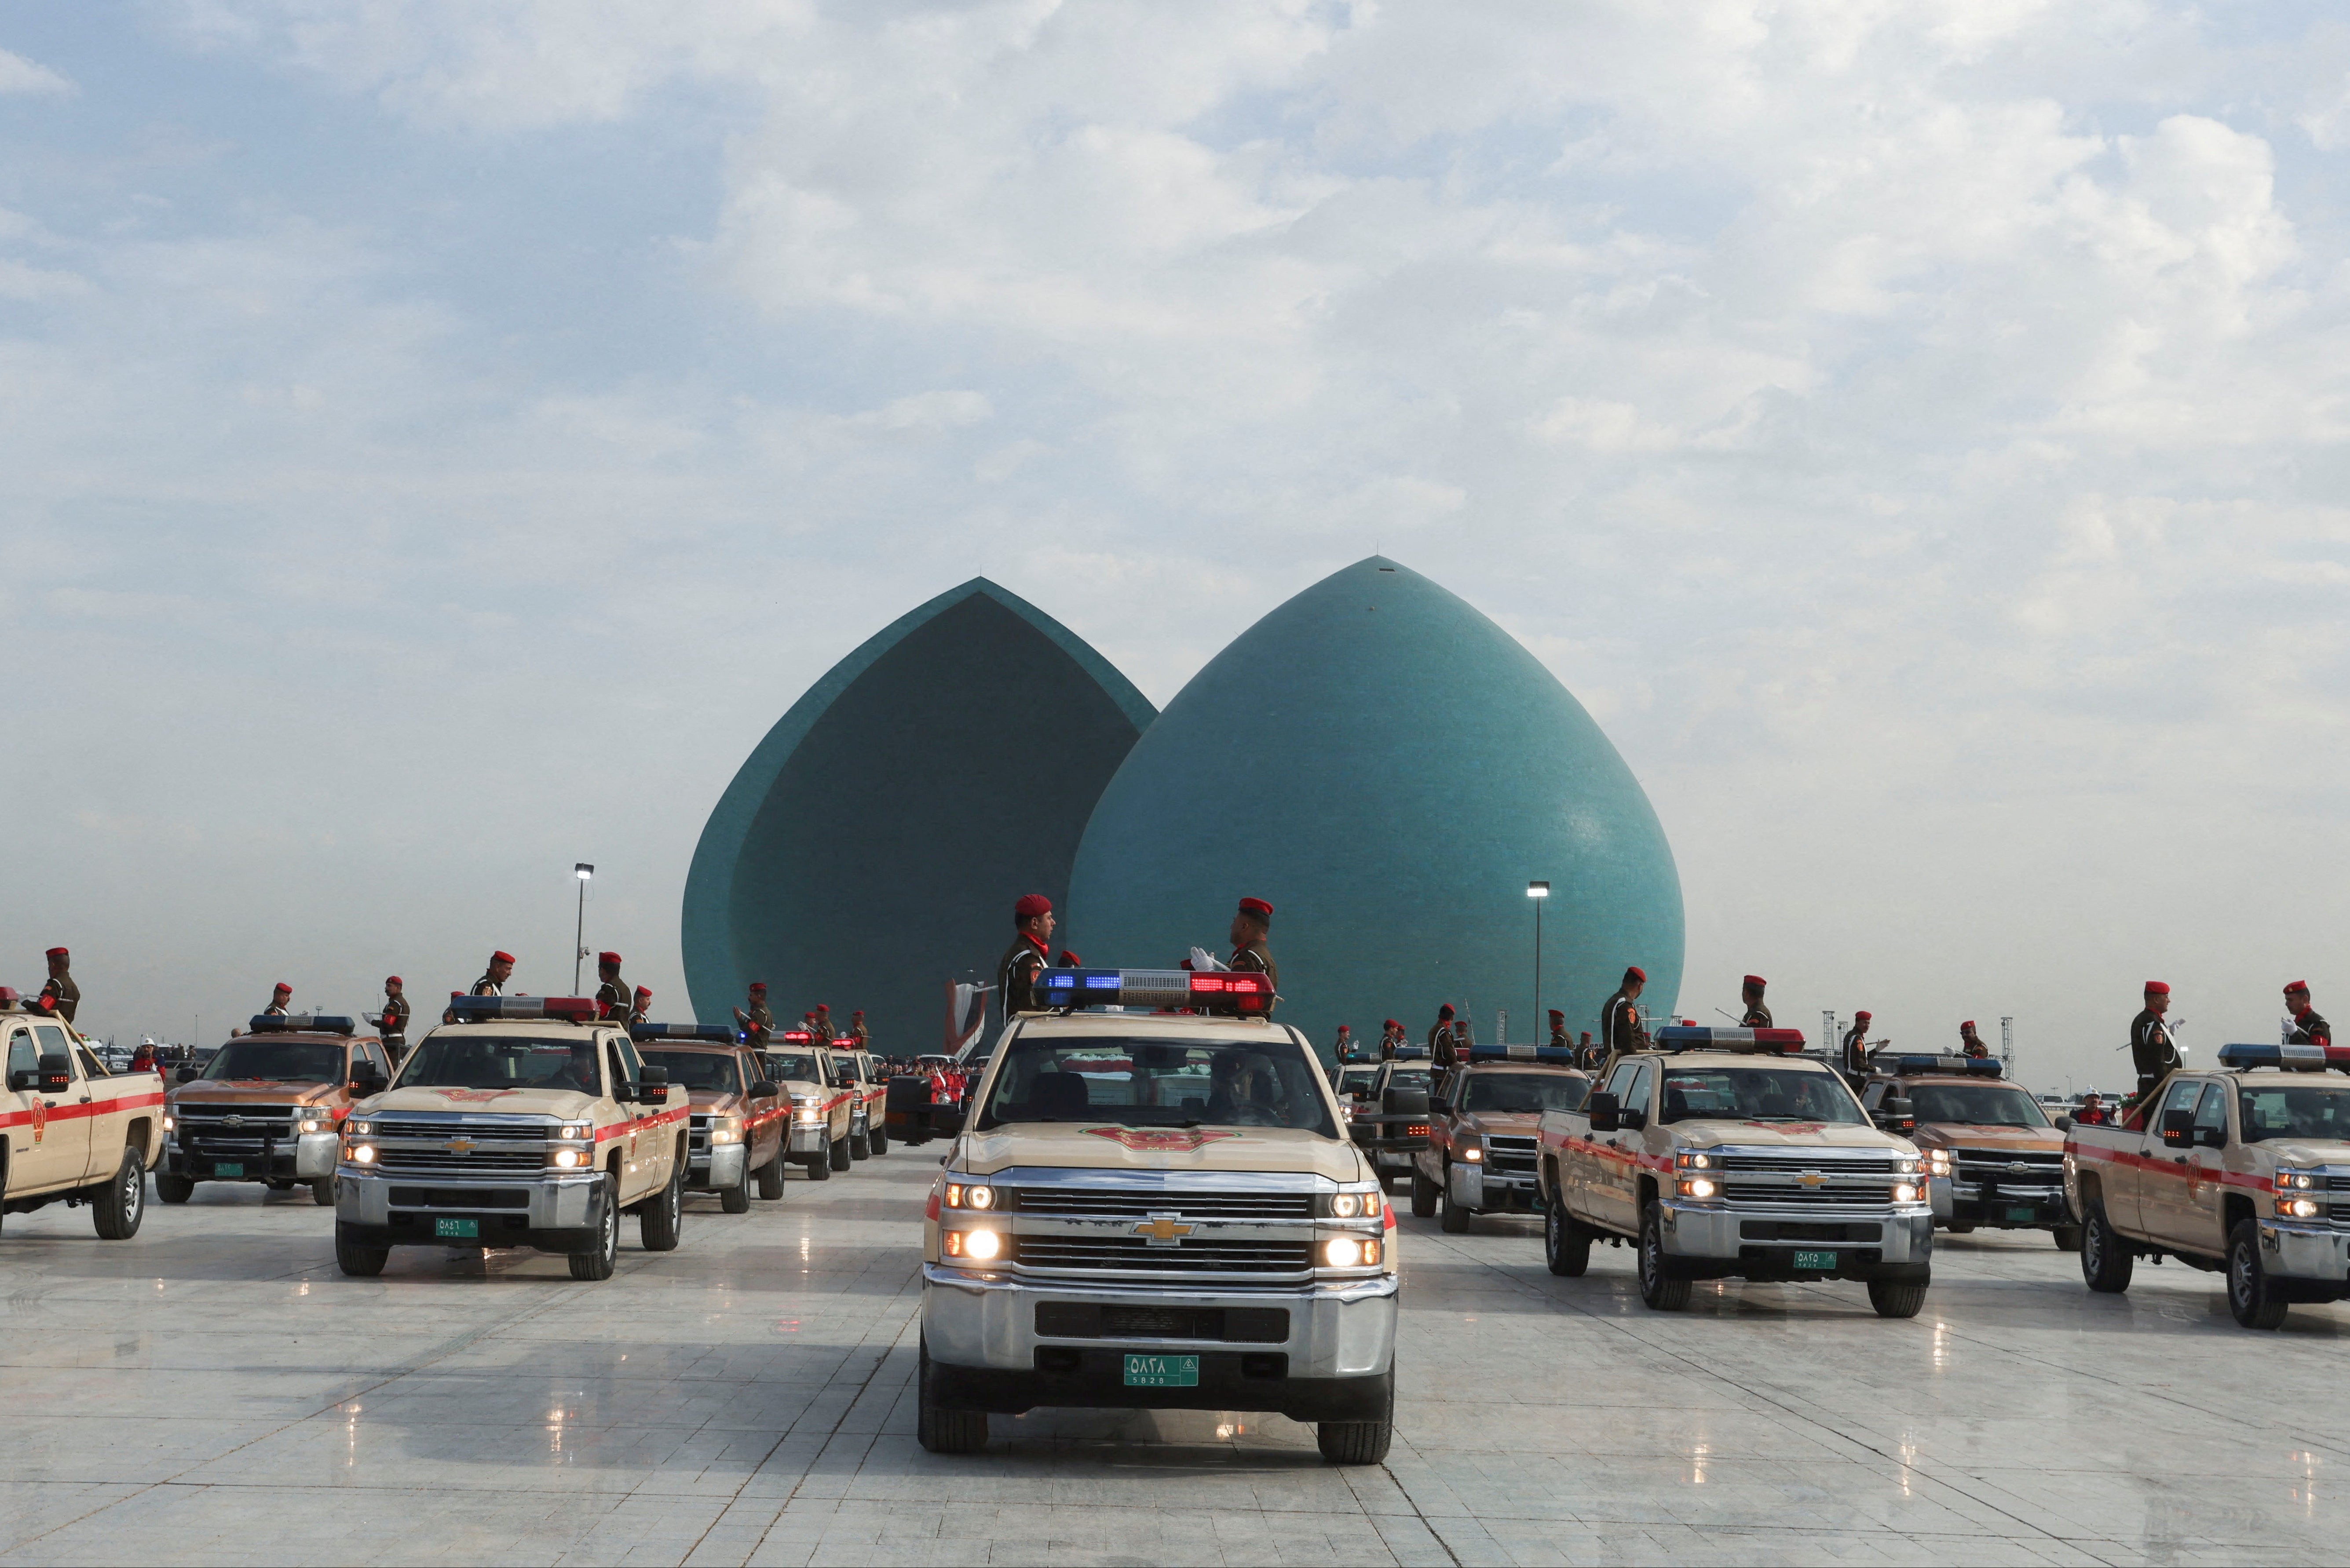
[2218,1041,2350,1071]
[0,988,18,1009]
[777,1029,815,1044]
[1038,966,1273,1015]
[1652,1025,1808,1054]
[629,1023,736,1043]
[446,995,599,1024]
[1881,1054,2004,1078]
[246,1014,359,1036]
[1463,1043,1580,1065]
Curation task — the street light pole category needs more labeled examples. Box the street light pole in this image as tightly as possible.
[1526,881,1550,1036]
[573,864,595,993]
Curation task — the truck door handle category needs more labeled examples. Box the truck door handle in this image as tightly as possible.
[2173,1156,2187,1165]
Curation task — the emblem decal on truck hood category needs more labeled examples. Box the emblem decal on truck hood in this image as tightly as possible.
[433,1089,522,1104]
[1082,1127,1240,1153]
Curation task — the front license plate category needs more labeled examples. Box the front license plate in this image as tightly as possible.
[1791,1250,1837,1271]
[2006,1206,2039,1223]
[434,1218,479,1239]
[1122,1354,1199,1388]
[213,1162,244,1178]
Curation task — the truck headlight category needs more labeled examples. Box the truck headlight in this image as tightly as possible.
[794,1098,822,1123]
[548,1148,588,1169]
[296,1111,333,1134]
[350,1145,376,1165]
[162,1113,175,1132]
[1320,1236,1380,1268]
[1927,1149,1951,1175]
[709,1116,745,1145]
[2279,1171,2316,1190]
[944,1183,995,1210]
[1461,1139,1484,1163]
[944,1228,1001,1261]
[1894,1183,1922,1203]
[1893,1156,1922,1176]
[1675,1151,1712,1170]
[1329,1190,1383,1219]
[2281,1197,2321,1219]
[1678,1177,1718,1200]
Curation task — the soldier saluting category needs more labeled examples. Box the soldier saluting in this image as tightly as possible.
[1601,966,1648,1060]
[41,947,78,1025]
[381,977,411,1057]
[1228,897,1278,1016]
[998,894,1055,1020]
[473,951,515,996]
[593,952,629,1019]
[2285,982,2331,1048]
[2130,981,2182,1101]
[1739,974,1772,1028]
[734,982,774,1047]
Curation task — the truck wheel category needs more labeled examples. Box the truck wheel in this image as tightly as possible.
[756,1150,786,1201]
[2227,1218,2289,1330]
[640,1161,684,1252]
[830,1134,853,1171]
[155,1172,195,1205]
[1868,1277,1928,1318]
[1410,1168,1439,1218]
[569,1174,620,1280]
[2080,1200,2134,1294]
[1544,1203,1591,1277]
[266,1179,295,1193]
[311,1178,336,1207]
[2050,1225,2083,1251]
[1314,1368,1394,1465]
[1439,1170,1471,1234]
[91,1147,146,1240]
[917,1338,988,1455]
[336,1227,390,1278]
[1942,1223,1975,1235]
[806,1139,833,1181]
[870,1122,889,1156]
[1637,1204,1691,1311]
[850,1122,870,1160]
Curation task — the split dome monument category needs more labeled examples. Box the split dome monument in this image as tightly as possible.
[683,557,1683,1050]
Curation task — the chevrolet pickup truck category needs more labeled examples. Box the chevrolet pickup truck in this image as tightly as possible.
[1536,1028,1932,1316]
[1858,1053,2078,1249]
[1,996,163,1239]
[1414,1044,1586,1232]
[1348,1053,1435,1192]
[161,1015,395,1207]
[920,966,1396,1463]
[760,1036,854,1178]
[336,996,688,1280]
[631,1024,786,1211]
[2065,1041,2350,1328]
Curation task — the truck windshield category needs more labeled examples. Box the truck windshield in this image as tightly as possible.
[1658,1067,1865,1124]
[639,1050,742,1093]
[396,1037,601,1094]
[2237,1084,2350,1143]
[976,1034,1337,1136]
[1462,1073,1586,1113]
[1908,1084,2049,1127]
[764,1052,824,1084]
[201,1040,344,1083]
[1337,1067,1379,1097]
[1383,1068,1434,1094]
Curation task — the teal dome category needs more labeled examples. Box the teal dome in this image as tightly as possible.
[1064,557,1681,1051]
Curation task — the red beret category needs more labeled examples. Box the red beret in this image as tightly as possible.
[1438,1004,1455,1019]
[1855,1010,1872,1022]
[273,982,292,995]
[1548,1009,1564,1020]
[749,981,767,993]
[1385,1019,1400,1030]
[1743,975,1766,988]
[1238,897,1273,918]
[2285,981,2310,995]
[45,947,68,958]
[2145,981,2170,995]
[1014,893,1052,920]
[634,985,652,999]
[1961,1020,1977,1031]
[852,1010,864,1017]
[492,951,516,965]
[1625,966,1646,982]
[816,1003,831,1012]
[1337,1024,1350,1032]
[599,952,621,966]
[385,976,402,987]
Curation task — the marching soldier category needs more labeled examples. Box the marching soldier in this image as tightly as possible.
[2130,981,2182,1101]
[1548,1009,1570,1050]
[850,1010,870,1049]
[1228,897,1278,1016]
[41,947,78,1025]
[1959,1020,1989,1058]
[733,982,774,1047]
[997,893,1055,1021]
[1739,975,1772,1028]
[264,982,293,1017]
[1840,1011,1874,1079]
[2285,981,2332,1048]
[473,951,515,996]
[1602,966,1648,1060]
[630,985,652,1026]
[381,977,412,1057]
[593,952,629,1020]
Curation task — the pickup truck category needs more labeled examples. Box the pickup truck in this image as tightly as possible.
[831,1043,891,1157]
[1536,1028,1933,1317]
[1857,1054,2078,1249]
[1412,1044,1587,1231]
[630,1024,787,1211]
[1,998,164,1239]
[1348,1054,1436,1192]
[886,1057,962,1147]
[2064,1041,2350,1329]
[160,1015,395,1206]
[758,1037,855,1178]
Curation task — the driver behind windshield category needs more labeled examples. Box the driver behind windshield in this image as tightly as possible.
[976,1036,1335,1135]
[538,1042,601,1095]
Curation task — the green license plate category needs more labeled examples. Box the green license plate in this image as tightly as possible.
[1791,1250,1837,1271]
[434,1218,479,1239]
[1122,1354,1198,1388]
[2007,1206,2039,1223]
[213,1162,244,1178]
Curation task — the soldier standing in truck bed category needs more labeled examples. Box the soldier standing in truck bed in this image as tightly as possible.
[1738,975,1772,1028]
[734,982,773,1047]
[381,977,412,1059]
[1602,967,1649,1061]
[2130,981,2182,1102]
[997,894,1055,1021]
[2285,982,2332,1050]
[474,951,515,996]
[41,948,78,1025]
[594,952,630,1020]
[1228,897,1278,1016]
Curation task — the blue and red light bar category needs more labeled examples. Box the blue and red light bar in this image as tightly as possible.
[2218,1042,2350,1071]
[247,1014,358,1036]
[629,1023,736,1043]
[1464,1043,1580,1065]
[1653,1025,1808,1054]
[1038,967,1273,1015]
[1880,1053,2003,1077]
[446,995,599,1023]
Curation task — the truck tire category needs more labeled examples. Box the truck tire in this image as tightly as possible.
[91,1147,146,1240]
[336,1227,390,1278]
[1544,1203,1592,1277]
[1637,1203,1691,1311]
[1314,1368,1394,1465]
[1868,1277,1928,1318]
[756,1149,786,1200]
[156,1172,195,1204]
[1942,1222,1975,1235]
[830,1134,853,1171]
[2080,1200,2134,1294]
[2227,1218,2289,1330]
[311,1178,336,1207]
[806,1138,833,1180]
[568,1173,620,1280]
[721,1160,752,1214]
[2050,1225,2083,1251]
[870,1121,889,1156]
[1439,1170,1471,1233]
[917,1338,988,1455]
[1410,1168,1439,1218]
[850,1121,870,1160]
[640,1160,684,1252]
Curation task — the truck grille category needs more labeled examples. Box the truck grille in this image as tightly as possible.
[1008,1236,1315,1273]
[1034,1302,1290,1342]
[369,1117,546,1141]
[177,1104,300,1155]
[1486,1135,1538,1176]
[1722,1182,1897,1207]
[375,1147,545,1173]
[1009,1189,1313,1221]
[1954,1149,2063,1182]
[690,1113,711,1154]
[1718,1155,1895,1176]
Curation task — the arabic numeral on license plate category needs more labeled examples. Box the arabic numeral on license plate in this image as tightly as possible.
[213,1162,244,1178]
[1122,1353,1199,1388]
[1791,1249,1836,1271]
[434,1218,479,1239]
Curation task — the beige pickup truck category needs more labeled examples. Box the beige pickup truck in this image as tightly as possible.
[2,996,164,1239]
[2064,1041,2350,1329]
[919,966,1396,1465]
[335,996,689,1280]
[1536,1027,1933,1317]
[760,1036,855,1178]
[161,1015,395,1207]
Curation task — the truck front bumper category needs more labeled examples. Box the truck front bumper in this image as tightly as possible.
[921,1264,1397,1421]
[335,1166,607,1252]
[686,1142,748,1192]
[1658,1200,1934,1280]
[2259,1218,2350,1291]
[1931,1177,2069,1229]
[788,1119,830,1153]
[1447,1162,1541,1213]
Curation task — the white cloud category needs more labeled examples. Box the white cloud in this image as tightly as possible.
[0,47,73,95]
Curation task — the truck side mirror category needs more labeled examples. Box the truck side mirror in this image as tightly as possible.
[37,1052,72,1094]
[5,1068,36,1093]
[1382,1088,1430,1117]
[749,1080,780,1100]
[176,1065,201,1084]
[2054,1114,2074,1131]
[2196,1125,2228,1149]
[350,1064,387,1097]
[2160,1108,2194,1148]
[1619,1106,1649,1131]
[1587,1090,1620,1133]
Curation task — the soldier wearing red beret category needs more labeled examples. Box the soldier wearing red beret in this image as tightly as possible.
[381,977,411,1058]
[1840,1010,1875,1080]
[1548,1009,1569,1050]
[1427,1003,1459,1062]
[474,951,516,997]
[2131,982,2181,1101]
[1959,1020,1989,1058]
[41,947,77,1025]
[1739,974,1772,1029]
[1227,897,1278,1016]
[630,985,652,1026]
[593,952,630,1020]
[1332,1024,1355,1064]
[264,982,293,1017]
[1378,1019,1405,1062]
[997,894,1055,1021]
[2284,982,2330,1050]
[1602,966,1649,1062]
[734,982,773,1047]
[850,1010,870,1050]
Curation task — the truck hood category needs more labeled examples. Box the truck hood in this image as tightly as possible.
[173,1081,342,1105]
[361,1085,597,1118]
[1672,1121,1912,1153]
[689,1088,744,1112]
[1464,1111,1542,1137]
[1915,1123,2064,1152]
[2263,1141,2350,1166]
[957,1122,1366,1182]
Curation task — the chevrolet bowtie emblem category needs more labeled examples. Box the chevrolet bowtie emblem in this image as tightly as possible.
[2007,1162,2030,1175]
[1794,1171,1827,1188]
[222,1115,245,1129]
[444,1138,477,1156]
[1134,1214,1194,1246]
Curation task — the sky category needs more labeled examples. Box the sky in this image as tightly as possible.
[2,0,2346,1094]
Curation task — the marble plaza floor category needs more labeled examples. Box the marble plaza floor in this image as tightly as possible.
[0,1149,2342,1567]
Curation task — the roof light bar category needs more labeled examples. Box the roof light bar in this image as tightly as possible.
[445,995,599,1023]
[629,1023,737,1043]
[1463,1043,1580,1065]
[2218,1041,2350,1071]
[1038,967,1272,1015]
[1881,1053,2004,1078]
[1652,1025,1808,1054]
[246,1014,359,1037]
